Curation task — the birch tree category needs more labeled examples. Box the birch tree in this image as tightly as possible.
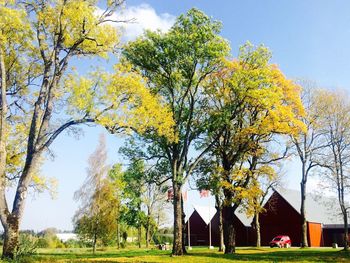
[73,135,118,253]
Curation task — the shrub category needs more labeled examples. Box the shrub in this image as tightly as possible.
[16,233,38,258]
[153,233,173,244]
[64,239,86,248]
[120,241,126,248]
[36,237,50,248]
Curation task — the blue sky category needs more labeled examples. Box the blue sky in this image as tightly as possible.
[18,1,350,231]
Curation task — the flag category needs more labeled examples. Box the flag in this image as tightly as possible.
[199,189,210,198]
[167,188,174,201]
[182,191,188,202]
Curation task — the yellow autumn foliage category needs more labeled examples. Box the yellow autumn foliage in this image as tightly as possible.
[66,63,176,142]
[208,43,306,209]
[36,0,119,58]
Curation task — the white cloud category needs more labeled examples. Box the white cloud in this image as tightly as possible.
[99,4,176,42]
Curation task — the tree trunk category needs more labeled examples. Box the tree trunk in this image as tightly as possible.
[181,196,187,254]
[1,156,39,259]
[343,210,349,251]
[116,219,120,249]
[0,47,7,192]
[93,232,97,254]
[0,47,13,260]
[2,218,19,259]
[172,182,183,256]
[138,224,142,248]
[223,206,236,254]
[300,163,308,248]
[255,212,261,247]
[218,205,224,252]
[145,219,150,248]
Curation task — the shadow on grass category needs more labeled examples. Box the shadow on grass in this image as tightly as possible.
[191,248,350,262]
[33,248,170,260]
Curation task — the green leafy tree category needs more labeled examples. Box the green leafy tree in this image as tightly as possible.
[122,160,145,248]
[108,163,126,249]
[122,159,169,248]
[122,8,229,255]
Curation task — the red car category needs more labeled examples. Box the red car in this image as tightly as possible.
[269,235,291,248]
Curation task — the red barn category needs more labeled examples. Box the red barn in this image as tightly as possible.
[259,188,344,247]
[184,205,253,246]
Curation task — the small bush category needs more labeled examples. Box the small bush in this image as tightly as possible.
[64,239,86,248]
[16,233,38,257]
[36,233,65,248]
[36,237,50,248]
[153,233,173,245]
[120,241,126,248]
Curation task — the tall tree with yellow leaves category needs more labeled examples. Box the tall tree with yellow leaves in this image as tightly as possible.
[204,43,305,254]
[0,0,174,258]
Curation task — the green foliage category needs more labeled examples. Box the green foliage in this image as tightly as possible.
[73,137,122,250]
[121,7,230,180]
[16,233,38,257]
[153,233,173,245]
[63,239,87,249]
[74,179,120,247]
[36,236,64,249]
[122,8,230,254]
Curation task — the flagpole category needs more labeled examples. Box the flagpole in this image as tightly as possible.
[186,192,192,250]
[188,216,192,250]
[184,190,192,250]
[209,193,213,249]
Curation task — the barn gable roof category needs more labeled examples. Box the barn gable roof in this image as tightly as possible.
[273,188,343,224]
[191,205,252,227]
[193,205,217,225]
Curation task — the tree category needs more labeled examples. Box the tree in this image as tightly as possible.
[122,160,146,248]
[108,163,126,249]
[0,0,174,258]
[143,178,168,248]
[316,90,350,251]
[73,135,119,253]
[241,139,288,248]
[244,164,283,247]
[122,159,169,248]
[122,8,229,255]
[204,43,305,253]
[290,81,326,248]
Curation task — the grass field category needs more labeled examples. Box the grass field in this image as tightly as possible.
[6,246,350,263]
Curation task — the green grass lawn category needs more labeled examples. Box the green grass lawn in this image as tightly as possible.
[6,246,350,263]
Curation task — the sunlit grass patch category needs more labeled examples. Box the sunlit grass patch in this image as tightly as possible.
[5,246,350,263]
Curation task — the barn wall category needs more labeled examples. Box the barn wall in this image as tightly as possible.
[259,192,303,246]
[323,228,350,247]
[307,222,322,247]
[184,210,212,246]
[185,209,251,246]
